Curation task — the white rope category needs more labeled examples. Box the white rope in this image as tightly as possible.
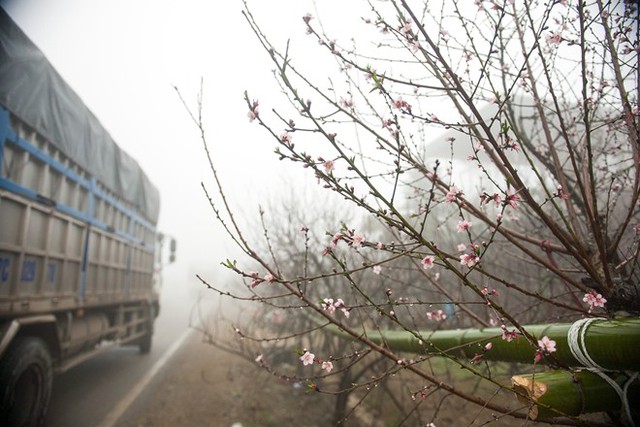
[567,317,606,371]
[623,372,639,427]
[567,317,637,427]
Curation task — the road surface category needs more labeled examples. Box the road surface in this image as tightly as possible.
[43,278,205,427]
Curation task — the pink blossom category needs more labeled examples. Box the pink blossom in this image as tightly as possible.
[393,97,412,113]
[372,265,382,275]
[280,133,293,143]
[302,13,313,24]
[409,40,420,52]
[545,32,563,46]
[554,185,570,200]
[376,242,384,250]
[247,100,259,122]
[505,191,521,209]
[421,255,435,269]
[322,297,350,318]
[484,342,493,351]
[330,233,343,248]
[534,351,543,364]
[460,253,480,267]
[457,220,472,232]
[264,273,276,283]
[481,287,500,297]
[321,361,333,372]
[323,160,335,173]
[351,233,365,248]
[340,97,354,109]
[426,309,447,321]
[471,353,484,364]
[583,291,607,312]
[501,325,521,342]
[480,192,501,206]
[457,243,466,252]
[537,336,557,354]
[250,278,262,288]
[334,299,351,318]
[321,298,336,313]
[445,185,463,203]
[300,350,315,366]
[400,19,412,36]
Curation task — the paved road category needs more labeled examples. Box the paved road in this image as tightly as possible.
[43,279,204,427]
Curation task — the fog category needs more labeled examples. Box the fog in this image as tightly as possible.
[1,0,361,321]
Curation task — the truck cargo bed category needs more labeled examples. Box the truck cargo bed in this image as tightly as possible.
[0,107,157,315]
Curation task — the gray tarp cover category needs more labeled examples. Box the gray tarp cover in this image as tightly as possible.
[0,7,160,224]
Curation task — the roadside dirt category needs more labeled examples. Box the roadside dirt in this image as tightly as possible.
[116,329,334,427]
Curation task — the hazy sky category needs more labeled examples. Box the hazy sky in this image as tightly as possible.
[1,0,348,292]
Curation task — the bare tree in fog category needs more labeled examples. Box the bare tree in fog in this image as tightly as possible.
[186,0,639,425]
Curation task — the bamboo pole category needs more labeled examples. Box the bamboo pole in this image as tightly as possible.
[336,318,640,369]
[511,370,640,420]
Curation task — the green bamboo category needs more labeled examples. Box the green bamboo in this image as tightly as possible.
[333,318,640,369]
[511,370,639,420]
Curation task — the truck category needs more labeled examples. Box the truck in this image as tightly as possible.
[0,8,175,426]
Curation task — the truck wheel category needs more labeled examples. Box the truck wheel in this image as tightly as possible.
[138,305,155,354]
[138,330,152,354]
[0,337,53,427]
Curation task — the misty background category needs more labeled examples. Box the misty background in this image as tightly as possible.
[1,0,362,318]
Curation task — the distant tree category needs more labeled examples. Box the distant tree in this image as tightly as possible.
[188,0,639,425]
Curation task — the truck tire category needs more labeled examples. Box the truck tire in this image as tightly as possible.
[138,305,155,354]
[0,337,52,427]
[138,329,152,354]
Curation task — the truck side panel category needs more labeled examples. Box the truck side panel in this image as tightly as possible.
[0,107,157,315]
